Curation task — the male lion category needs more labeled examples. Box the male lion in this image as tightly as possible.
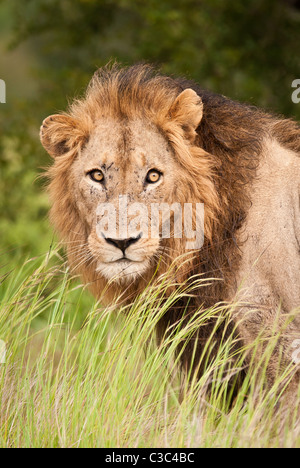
[40,64,300,402]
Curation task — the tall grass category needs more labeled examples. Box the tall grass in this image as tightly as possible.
[0,248,299,448]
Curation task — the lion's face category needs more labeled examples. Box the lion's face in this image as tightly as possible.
[71,118,180,282]
[41,68,219,294]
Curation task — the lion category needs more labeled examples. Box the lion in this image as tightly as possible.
[40,64,300,402]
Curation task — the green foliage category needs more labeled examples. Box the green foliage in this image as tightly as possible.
[6,0,300,114]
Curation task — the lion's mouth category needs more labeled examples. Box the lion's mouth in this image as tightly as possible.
[103,257,143,264]
[95,254,150,281]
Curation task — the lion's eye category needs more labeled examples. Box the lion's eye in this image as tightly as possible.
[146,169,161,184]
[88,170,104,183]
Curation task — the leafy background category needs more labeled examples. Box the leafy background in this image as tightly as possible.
[1,0,300,258]
[0,0,300,448]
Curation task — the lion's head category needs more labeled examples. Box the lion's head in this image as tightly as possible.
[41,64,222,300]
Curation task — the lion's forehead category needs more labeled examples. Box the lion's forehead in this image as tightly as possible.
[81,118,171,172]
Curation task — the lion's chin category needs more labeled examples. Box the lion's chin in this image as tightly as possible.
[96,258,150,283]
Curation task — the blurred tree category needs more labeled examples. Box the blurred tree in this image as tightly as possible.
[5,0,300,115]
[0,0,300,255]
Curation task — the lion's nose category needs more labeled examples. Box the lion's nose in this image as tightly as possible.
[103,233,142,254]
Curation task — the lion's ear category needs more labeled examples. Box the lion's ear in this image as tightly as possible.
[40,114,87,158]
[169,89,203,139]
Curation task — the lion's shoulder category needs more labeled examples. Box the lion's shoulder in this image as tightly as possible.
[234,137,300,311]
